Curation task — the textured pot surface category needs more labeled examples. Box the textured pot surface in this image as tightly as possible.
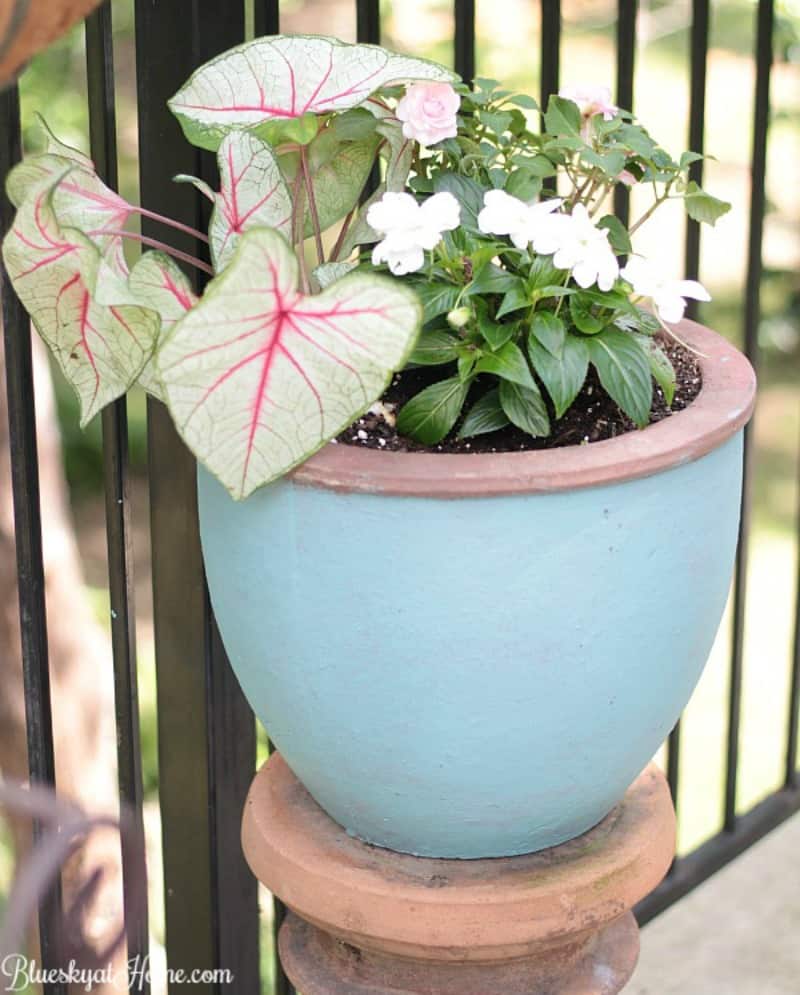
[200,319,755,858]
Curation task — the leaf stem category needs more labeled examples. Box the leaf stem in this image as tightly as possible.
[130,206,209,243]
[629,180,675,234]
[88,229,214,275]
[331,207,355,262]
[300,145,325,267]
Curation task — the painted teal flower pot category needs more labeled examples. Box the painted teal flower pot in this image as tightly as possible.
[199,321,755,858]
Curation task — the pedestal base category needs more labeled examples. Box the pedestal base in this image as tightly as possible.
[242,757,675,995]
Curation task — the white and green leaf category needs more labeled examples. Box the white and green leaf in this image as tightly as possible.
[168,34,458,151]
[156,228,421,499]
[2,175,159,426]
[211,133,293,270]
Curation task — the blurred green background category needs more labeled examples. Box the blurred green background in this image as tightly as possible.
[0,1,798,991]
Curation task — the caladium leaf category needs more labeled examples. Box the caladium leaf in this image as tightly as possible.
[95,252,199,400]
[211,133,293,270]
[280,131,382,237]
[168,34,458,151]
[312,260,358,290]
[335,99,415,259]
[157,228,421,499]
[2,176,159,425]
[6,122,130,255]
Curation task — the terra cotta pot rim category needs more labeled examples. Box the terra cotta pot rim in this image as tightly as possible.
[290,318,756,497]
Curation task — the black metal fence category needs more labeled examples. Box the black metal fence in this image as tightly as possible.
[0,1,795,993]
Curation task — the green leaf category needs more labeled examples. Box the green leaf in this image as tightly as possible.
[569,293,606,334]
[280,131,382,237]
[477,311,516,350]
[587,328,653,428]
[475,340,535,389]
[510,94,539,110]
[396,376,471,444]
[496,284,531,319]
[499,379,550,436]
[330,107,379,142]
[597,215,632,254]
[527,334,589,418]
[544,95,582,137]
[168,35,458,151]
[481,110,513,135]
[466,264,522,297]
[581,148,626,178]
[413,282,462,324]
[210,133,293,270]
[157,229,422,498]
[256,111,319,148]
[408,328,460,366]
[529,312,565,357]
[504,168,542,202]
[527,255,563,292]
[458,388,510,438]
[614,124,658,159]
[634,335,676,406]
[683,181,731,226]
[679,150,704,170]
[432,172,485,233]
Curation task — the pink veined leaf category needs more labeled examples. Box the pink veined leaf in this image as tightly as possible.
[2,174,160,425]
[6,118,131,260]
[168,34,458,151]
[211,133,293,271]
[156,227,422,499]
[95,251,199,401]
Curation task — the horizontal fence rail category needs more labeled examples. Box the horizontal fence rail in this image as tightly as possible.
[0,1,794,993]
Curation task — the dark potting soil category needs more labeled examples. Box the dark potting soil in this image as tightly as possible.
[337,337,702,454]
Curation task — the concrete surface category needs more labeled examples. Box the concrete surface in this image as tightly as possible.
[630,812,800,994]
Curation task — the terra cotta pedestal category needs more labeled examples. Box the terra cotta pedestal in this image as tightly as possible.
[242,754,676,995]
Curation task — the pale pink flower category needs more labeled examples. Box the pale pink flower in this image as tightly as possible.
[617,169,637,187]
[396,82,460,147]
[559,83,618,121]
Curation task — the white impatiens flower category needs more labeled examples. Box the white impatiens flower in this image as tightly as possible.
[477,190,562,250]
[367,191,461,276]
[621,256,711,323]
[532,204,620,292]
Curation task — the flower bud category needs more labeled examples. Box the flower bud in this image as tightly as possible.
[447,306,472,329]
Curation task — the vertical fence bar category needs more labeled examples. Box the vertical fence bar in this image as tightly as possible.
[666,0,711,817]
[614,0,637,226]
[0,84,65,995]
[252,5,294,992]
[787,460,800,787]
[357,0,381,46]
[84,6,150,984]
[725,0,774,831]
[454,0,475,84]
[539,0,560,109]
[683,0,709,317]
[254,1,281,36]
[133,2,258,992]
